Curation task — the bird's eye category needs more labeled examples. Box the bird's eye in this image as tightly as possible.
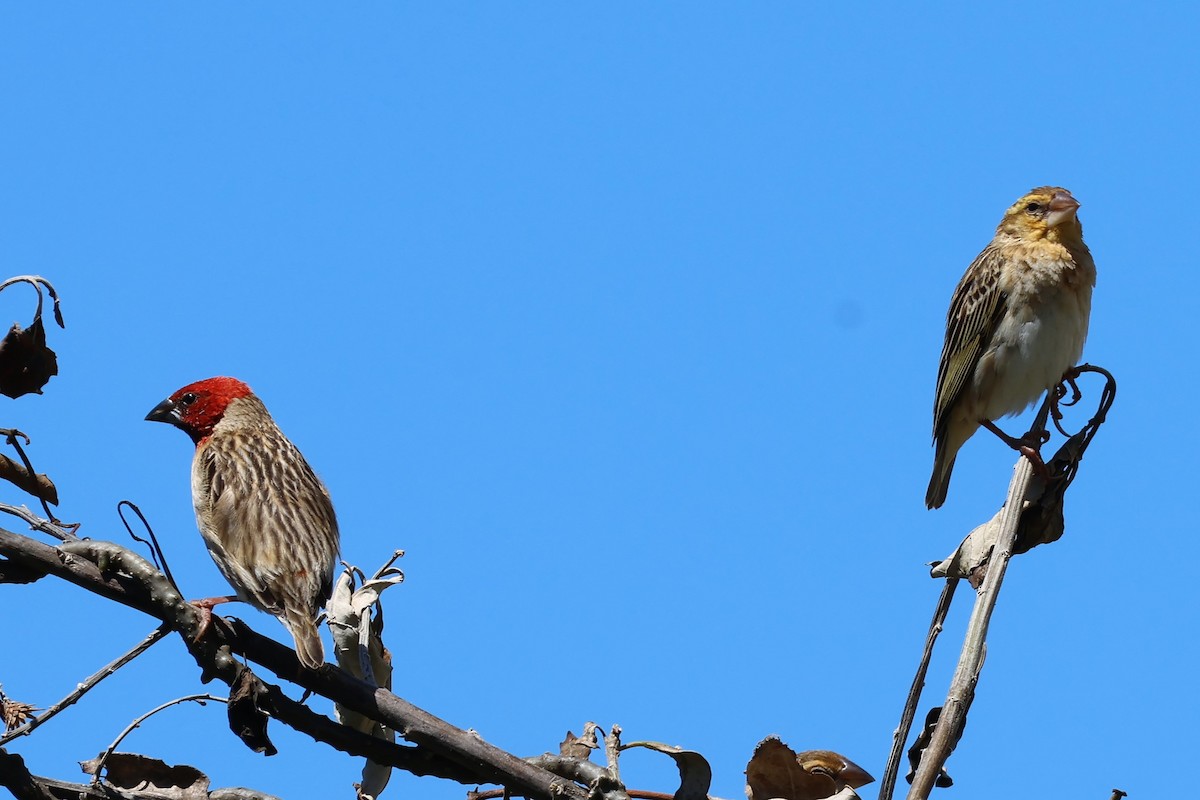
[1025,202,1043,213]
[180,393,198,406]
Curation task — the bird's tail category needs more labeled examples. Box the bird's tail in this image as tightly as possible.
[282,612,325,669]
[925,440,956,510]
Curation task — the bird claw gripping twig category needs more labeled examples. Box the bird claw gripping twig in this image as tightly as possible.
[189,596,238,641]
[979,420,1051,479]
[1051,366,1086,437]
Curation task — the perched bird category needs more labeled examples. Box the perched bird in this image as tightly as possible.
[927,187,1095,509]
[146,377,340,668]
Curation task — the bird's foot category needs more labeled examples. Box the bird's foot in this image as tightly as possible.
[189,595,238,640]
[1053,366,1084,416]
[1016,444,1051,480]
[981,420,1051,478]
[1050,368,1085,436]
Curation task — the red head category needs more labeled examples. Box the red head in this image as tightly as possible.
[146,376,255,445]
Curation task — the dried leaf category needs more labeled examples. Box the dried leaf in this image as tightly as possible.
[931,427,1090,582]
[209,790,283,800]
[929,512,1000,581]
[0,317,58,398]
[0,452,58,505]
[0,557,49,584]
[227,670,277,756]
[623,741,712,800]
[560,724,600,759]
[904,708,953,789]
[328,557,405,800]
[0,691,37,730]
[745,737,873,800]
[79,753,210,800]
[329,562,404,688]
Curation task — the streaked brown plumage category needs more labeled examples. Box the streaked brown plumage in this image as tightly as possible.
[927,187,1095,509]
[147,377,340,668]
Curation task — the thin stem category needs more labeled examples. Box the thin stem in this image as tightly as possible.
[906,457,1034,799]
[878,578,959,800]
[90,694,228,787]
[0,502,75,541]
[116,501,179,594]
[0,625,170,746]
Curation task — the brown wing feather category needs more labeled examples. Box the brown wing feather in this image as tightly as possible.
[932,245,1008,438]
[195,423,339,618]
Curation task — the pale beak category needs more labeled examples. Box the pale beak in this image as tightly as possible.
[1045,190,1081,227]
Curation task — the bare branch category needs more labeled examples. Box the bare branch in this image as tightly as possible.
[0,276,65,330]
[117,501,180,594]
[87,694,228,787]
[906,456,1034,799]
[0,625,171,746]
[0,502,77,542]
[878,578,958,800]
[0,527,588,799]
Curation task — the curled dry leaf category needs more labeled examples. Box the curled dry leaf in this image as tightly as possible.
[227,670,277,757]
[622,740,712,800]
[929,513,999,583]
[328,560,404,688]
[0,317,57,399]
[560,723,601,759]
[745,736,873,800]
[0,452,58,506]
[327,555,405,800]
[80,752,210,800]
[0,689,37,731]
[0,275,65,399]
[904,708,953,789]
[929,479,1068,586]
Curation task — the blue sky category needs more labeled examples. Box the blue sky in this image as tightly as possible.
[0,4,1193,799]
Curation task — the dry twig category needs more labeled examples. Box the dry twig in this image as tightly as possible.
[902,366,1116,799]
[0,526,587,800]
[0,625,170,746]
[88,694,228,787]
[877,579,957,800]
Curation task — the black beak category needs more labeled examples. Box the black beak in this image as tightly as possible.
[145,398,182,426]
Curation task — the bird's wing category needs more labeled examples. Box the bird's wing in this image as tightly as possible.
[204,430,339,611]
[932,244,1009,437]
[196,439,280,611]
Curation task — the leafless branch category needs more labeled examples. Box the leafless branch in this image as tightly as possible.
[0,527,587,800]
[89,694,228,787]
[0,625,171,746]
[0,276,65,330]
[117,501,179,593]
[904,366,1116,799]
[906,456,1034,800]
[0,501,76,542]
[878,578,958,800]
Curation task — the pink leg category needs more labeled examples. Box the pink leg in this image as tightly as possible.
[980,420,1050,478]
[190,595,239,639]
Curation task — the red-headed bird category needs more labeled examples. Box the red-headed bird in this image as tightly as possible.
[147,377,340,668]
[927,187,1095,509]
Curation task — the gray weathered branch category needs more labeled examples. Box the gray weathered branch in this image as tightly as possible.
[905,457,1034,799]
[0,528,585,800]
